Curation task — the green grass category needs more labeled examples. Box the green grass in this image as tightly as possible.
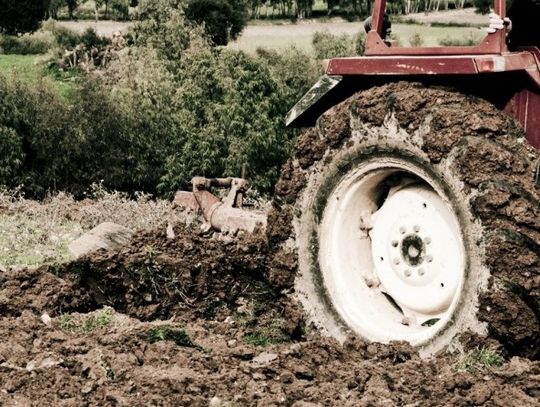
[0,54,77,100]
[145,326,208,351]
[0,190,171,269]
[0,213,80,268]
[455,347,504,374]
[59,308,114,332]
[0,55,42,81]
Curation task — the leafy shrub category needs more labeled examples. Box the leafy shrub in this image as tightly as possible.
[185,0,248,45]
[0,126,23,182]
[48,24,82,49]
[0,2,321,198]
[80,27,111,49]
[0,74,72,197]
[0,33,54,54]
[312,30,364,61]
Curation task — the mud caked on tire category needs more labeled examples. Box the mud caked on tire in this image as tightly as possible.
[278,82,540,358]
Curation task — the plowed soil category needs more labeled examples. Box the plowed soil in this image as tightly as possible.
[1,83,540,406]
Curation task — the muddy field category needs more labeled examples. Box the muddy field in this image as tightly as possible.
[1,223,539,406]
[1,83,539,406]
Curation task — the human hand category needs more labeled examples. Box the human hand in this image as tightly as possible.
[486,12,512,33]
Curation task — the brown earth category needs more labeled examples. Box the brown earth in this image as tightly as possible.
[1,222,539,406]
[1,83,540,405]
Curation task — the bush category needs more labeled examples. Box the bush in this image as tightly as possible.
[48,24,82,49]
[0,74,73,197]
[0,2,323,198]
[0,33,54,54]
[185,0,248,45]
[312,30,364,61]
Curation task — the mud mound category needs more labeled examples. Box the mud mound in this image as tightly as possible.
[1,306,539,406]
[49,219,301,338]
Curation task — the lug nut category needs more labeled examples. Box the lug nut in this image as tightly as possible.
[393,258,400,265]
[426,255,433,263]
[418,268,425,276]
[425,237,432,245]
[404,270,412,277]
[391,240,399,247]
[399,227,406,234]
[413,225,421,232]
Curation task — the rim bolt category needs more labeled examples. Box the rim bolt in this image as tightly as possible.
[404,270,412,277]
[426,255,433,263]
[413,225,421,233]
[399,227,406,234]
[425,237,432,245]
[418,268,425,276]
[391,240,399,248]
[393,257,400,265]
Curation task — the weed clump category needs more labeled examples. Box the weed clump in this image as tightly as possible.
[59,308,113,332]
[455,347,504,374]
[145,326,206,351]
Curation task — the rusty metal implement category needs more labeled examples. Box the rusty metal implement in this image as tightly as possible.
[173,177,267,234]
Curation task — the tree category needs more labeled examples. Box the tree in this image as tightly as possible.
[185,0,248,45]
[0,0,50,35]
[66,0,80,18]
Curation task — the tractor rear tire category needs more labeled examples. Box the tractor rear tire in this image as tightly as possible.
[281,82,540,358]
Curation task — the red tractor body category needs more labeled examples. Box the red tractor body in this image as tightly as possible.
[287,0,540,149]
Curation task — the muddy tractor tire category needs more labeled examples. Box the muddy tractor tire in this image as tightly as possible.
[281,82,540,358]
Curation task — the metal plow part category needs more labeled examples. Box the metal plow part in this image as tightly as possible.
[173,176,267,234]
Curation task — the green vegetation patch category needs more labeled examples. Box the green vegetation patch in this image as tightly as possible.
[59,307,114,332]
[145,326,207,351]
[0,212,79,268]
[455,347,504,374]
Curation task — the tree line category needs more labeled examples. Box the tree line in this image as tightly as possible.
[0,0,479,36]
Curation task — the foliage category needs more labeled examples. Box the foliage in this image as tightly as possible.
[185,0,248,45]
[59,308,114,332]
[312,30,364,61]
[0,3,321,198]
[145,326,206,350]
[48,0,81,19]
[0,187,170,268]
[0,0,49,35]
[474,0,491,15]
[455,347,504,374]
[0,33,54,55]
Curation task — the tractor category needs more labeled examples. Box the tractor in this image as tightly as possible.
[284,0,540,357]
[177,0,540,358]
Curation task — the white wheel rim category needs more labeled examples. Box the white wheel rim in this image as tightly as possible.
[318,159,465,345]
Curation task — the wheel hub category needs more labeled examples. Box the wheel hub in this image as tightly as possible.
[318,163,466,345]
[370,184,463,321]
